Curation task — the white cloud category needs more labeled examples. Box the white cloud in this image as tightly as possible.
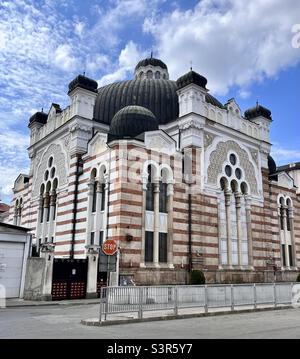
[86,54,110,74]
[271,144,300,165]
[75,21,85,38]
[54,44,80,72]
[0,30,6,50]
[90,0,162,48]
[144,0,300,95]
[0,130,29,201]
[98,41,146,86]
[238,89,251,99]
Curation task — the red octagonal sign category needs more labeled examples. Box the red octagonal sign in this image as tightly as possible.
[102,239,118,256]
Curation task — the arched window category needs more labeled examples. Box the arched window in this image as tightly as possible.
[46,181,51,222]
[91,168,97,213]
[40,185,45,223]
[279,197,285,230]
[155,71,160,79]
[147,70,153,79]
[146,165,154,211]
[286,198,291,232]
[52,178,58,220]
[100,183,106,211]
[159,169,168,213]
[218,152,250,268]
[92,181,98,213]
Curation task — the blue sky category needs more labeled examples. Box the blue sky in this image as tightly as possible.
[0,0,300,203]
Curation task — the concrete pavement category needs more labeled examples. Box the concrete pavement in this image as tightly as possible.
[6,297,101,308]
[1,305,300,339]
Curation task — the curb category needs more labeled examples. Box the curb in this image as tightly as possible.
[81,305,293,327]
[5,300,101,309]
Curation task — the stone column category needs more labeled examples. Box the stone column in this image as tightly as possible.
[41,193,49,242]
[277,207,284,269]
[13,206,18,225]
[153,182,160,267]
[95,181,103,244]
[17,205,22,226]
[103,175,109,240]
[140,175,148,268]
[225,190,232,267]
[235,193,243,267]
[289,208,297,268]
[245,195,253,268]
[47,191,56,242]
[86,181,94,244]
[167,182,174,268]
[36,196,44,244]
[86,250,99,298]
[283,205,290,268]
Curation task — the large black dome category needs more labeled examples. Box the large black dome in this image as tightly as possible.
[110,106,158,139]
[94,79,179,125]
[94,79,223,126]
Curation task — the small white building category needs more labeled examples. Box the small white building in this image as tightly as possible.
[0,223,31,298]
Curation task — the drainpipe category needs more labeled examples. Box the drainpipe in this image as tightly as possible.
[188,186,193,278]
[106,143,112,240]
[70,155,82,259]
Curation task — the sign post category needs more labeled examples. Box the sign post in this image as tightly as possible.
[102,239,118,256]
[102,240,118,287]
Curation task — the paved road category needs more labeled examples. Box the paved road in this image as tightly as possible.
[0,305,300,339]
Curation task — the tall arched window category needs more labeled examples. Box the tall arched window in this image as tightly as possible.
[143,162,174,266]
[218,153,250,267]
[46,181,51,222]
[278,196,295,268]
[279,197,285,230]
[99,166,107,212]
[146,165,154,211]
[159,169,168,213]
[52,178,58,220]
[286,199,291,232]
[40,185,45,223]
[91,168,97,213]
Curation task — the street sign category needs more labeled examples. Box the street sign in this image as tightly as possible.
[102,239,118,256]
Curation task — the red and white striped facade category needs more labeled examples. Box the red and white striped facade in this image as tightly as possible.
[9,73,300,285]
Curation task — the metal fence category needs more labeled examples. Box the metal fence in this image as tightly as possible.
[99,283,294,322]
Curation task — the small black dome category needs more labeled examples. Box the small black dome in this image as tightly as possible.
[176,70,208,90]
[135,58,168,71]
[110,106,158,139]
[245,104,272,121]
[68,74,98,94]
[268,155,277,175]
[28,111,48,127]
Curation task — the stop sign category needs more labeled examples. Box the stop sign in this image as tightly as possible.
[102,239,118,256]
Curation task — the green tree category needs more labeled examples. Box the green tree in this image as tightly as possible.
[190,270,206,285]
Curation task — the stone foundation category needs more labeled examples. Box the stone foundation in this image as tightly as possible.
[121,268,299,285]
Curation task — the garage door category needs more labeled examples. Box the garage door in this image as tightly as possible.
[0,242,24,298]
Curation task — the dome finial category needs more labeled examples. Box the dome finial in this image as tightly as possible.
[150,51,153,59]
[190,60,193,71]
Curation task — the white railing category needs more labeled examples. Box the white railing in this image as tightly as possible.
[99,283,294,322]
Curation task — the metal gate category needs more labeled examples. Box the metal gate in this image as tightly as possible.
[52,258,88,301]
[97,272,107,298]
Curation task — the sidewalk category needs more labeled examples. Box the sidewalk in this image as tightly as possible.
[81,303,292,327]
[5,297,101,308]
